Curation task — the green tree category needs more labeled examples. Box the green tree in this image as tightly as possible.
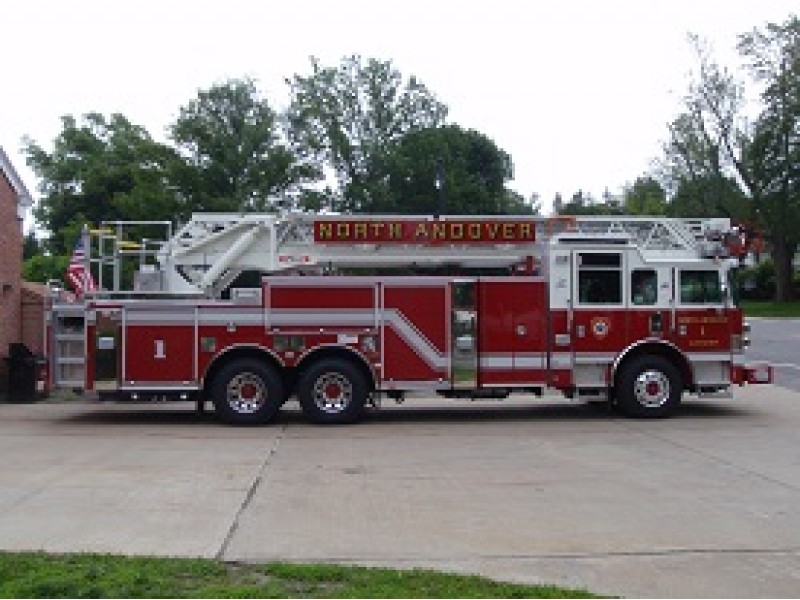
[170,78,318,213]
[286,55,448,213]
[658,19,799,300]
[666,174,750,219]
[22,254,69,285]
[23,113,182,254]
[623,177,668,215]
[378,125,530,215]
[557,190,621,215]
[738,16,800,300]
[22,230,40,260]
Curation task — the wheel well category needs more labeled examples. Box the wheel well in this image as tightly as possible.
[295,347,376,392]
[614,343,691,391]
[202,347,285,395]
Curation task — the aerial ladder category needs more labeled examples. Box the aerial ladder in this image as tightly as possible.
[73,213,748,299]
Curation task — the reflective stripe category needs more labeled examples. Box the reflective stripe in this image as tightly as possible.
[270,309,374,327]
[480,354,545,369]
[686,353,732,362]
[550,353,572,368]
[573,352,616,364]
[124,307,450,371]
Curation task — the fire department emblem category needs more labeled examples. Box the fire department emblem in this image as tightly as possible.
[591,317,610,339]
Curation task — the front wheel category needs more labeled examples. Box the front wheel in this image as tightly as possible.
[298,358,370,424]
[210,358,284,425]
[615,356,682,418]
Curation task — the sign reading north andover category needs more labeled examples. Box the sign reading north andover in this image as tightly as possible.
[314,219,536,244]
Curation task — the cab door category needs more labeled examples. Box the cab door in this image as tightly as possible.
[570,251,627,387]
[626,266,671,346]
[670,268,733,373]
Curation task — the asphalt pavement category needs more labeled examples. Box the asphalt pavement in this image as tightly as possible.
[0,318,798,598]
[746,317,800,392]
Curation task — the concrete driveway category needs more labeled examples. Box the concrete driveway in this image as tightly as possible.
[1,383,799,598]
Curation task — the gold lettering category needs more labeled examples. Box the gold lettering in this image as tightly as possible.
[318,222,333,240]
[353,222,368,240]
[519,223,533,240]
[336,222,351,240]
[451,223,464,239]
[370,222,384,238]
[431,223,447,240]
[689,339,720,347]
[487,223,501,239]
[389,223,403,239]
[468,223,482,239]
[502,223,514,239]
[414,223,429,240]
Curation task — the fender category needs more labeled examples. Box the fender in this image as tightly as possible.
[612,338,689,379]
[201,343,285,387]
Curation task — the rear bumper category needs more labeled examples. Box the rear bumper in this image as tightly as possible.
[731,363,773,385]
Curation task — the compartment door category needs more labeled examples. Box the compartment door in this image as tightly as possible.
[478,279,547,386]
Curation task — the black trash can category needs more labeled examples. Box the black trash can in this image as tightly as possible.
[4,343,45,403]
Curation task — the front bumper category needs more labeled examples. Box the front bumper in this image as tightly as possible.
[731,363,773,385]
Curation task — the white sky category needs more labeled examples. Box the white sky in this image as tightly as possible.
[2,0,797,226]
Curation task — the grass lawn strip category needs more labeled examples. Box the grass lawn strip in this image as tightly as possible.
[0,552,602,598]
[742,300,800,318]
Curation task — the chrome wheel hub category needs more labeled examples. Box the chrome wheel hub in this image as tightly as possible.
[313,372,352,414]
[633,369,670,408]
[227,372,267,414]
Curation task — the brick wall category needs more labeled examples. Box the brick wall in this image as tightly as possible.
[21,283,47,355]
[0,171,23,389]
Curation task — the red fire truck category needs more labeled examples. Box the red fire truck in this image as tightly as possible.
[44,213,772,424]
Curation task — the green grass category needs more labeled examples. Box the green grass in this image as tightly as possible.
[742,300,800,318]
[0,552,601,598]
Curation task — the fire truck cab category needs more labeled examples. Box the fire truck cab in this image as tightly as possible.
[44,213,772,424]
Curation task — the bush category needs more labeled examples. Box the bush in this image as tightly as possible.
[736,260,775,300]
[736,259,800,300]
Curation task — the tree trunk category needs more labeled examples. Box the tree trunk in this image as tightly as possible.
[772,236,797,302]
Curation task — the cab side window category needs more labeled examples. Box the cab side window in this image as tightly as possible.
[631,269,657,305]
[578,253,621,304]
[680,270,722,304]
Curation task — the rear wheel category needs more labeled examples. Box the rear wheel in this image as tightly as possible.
[616,355,682,418]
[298,358,370,424]
[210,358,284,425]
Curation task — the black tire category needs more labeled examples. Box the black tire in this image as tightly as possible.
[297,358,370,424]
[615,355,682,418]
[210,358,284,425]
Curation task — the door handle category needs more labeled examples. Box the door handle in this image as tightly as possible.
[650,313,663,335]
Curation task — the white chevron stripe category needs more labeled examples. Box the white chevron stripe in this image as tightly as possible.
[382,309,448,369]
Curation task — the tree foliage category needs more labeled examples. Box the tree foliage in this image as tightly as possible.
[23,113,182,254]
[666,174,749,219]
[22,254,69,285]
[377,125,532,215]
[170,78,318,213]
[556,190,620,215]
[657,17,800,300]
[739,16,800,301]
[286,55,448,212]
[623,177,668,215]
[22,231,40,260]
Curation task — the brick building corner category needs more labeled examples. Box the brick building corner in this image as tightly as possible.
[0,146,34,390]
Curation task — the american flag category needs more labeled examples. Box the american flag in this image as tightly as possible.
[66,235,97,297]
